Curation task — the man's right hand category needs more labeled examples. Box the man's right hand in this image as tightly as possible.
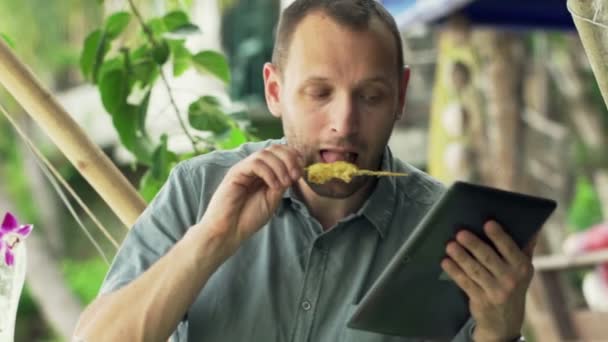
[196,144,304,257]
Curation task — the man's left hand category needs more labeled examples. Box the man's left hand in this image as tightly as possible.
[441,220,537,341]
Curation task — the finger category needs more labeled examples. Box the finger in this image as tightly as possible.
[522,232,539,258]
[484,221,527,265]
[441,258,483,299]
[455,230,508,278]
[243,158,282,190]
[257,149,293,187]
[268,145,304,181]
[446,242,499,290]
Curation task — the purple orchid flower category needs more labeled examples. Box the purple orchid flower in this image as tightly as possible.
[0,212,33,267]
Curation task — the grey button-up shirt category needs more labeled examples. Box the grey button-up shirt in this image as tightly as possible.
[100,139,475,341]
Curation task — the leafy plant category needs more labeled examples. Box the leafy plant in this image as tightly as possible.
[0,32,15,48]
[80,2,254,201]
[62,258,108,304]
[567,176,603,232]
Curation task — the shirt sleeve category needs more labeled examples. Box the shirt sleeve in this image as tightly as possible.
[451,317,476,342]
[97,162,199,341]
[99,162,198,294]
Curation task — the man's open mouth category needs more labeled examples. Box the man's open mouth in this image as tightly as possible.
[319,150,358,164]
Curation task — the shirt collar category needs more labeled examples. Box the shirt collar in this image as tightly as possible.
[356,146,397,239]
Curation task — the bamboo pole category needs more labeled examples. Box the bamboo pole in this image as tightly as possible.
[534,250,608,271]
[0,38,146,228]
[568,0,608,109]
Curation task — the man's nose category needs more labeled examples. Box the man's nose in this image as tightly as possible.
[329,93,359,136]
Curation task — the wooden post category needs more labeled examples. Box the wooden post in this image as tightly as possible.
[0,38,146,228]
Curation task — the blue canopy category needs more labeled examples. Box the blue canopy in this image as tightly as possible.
[381,0,575,31]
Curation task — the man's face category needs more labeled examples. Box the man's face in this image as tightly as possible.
[264,12,408,198]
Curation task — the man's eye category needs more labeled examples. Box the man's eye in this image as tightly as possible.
[360,92,382,103]
[307,89,330,99]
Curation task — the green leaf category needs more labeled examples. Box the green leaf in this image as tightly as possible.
[132,59,158,84]
[163,10,190,32]
[139,170,164,202]
[152,40,170,65]
[139,135,177,202]
[136,91,151,141]
[164,23,200,38]
[147,18,167,37]
[192,50,231,83]
[81,29,109,83]
[188,96,232,134]
[99,68,129,114]
[99,60,153,164]
[98,56,124,80]
[151,134,178,179]
[217,126,248,150]
[104,12,131,39]
[0,33,15,48]
[63,258,108,304]
[567,176,603,232]
[113,102,154,165]
[130,45,158,84]
[168,39,190,77]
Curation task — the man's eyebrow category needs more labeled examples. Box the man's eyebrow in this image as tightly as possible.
[357,76,392,87]
[302,76,330,84]
[301,76,393,87]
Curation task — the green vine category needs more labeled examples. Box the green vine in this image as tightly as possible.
[80,4,254,202]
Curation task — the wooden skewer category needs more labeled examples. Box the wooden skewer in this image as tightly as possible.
[355,170,408,177]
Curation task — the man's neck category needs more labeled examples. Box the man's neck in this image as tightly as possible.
[294,178,377,230]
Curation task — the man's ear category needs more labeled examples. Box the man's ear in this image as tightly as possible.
[263,62,282,118]
[396,65,411,121]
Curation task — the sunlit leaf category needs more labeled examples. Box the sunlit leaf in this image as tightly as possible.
[104,12,131,39]
[0,33,15,48]
[163,10,190,32]
[139,170,163,202]
[147,18,167,37]
[192,50,230,83]
[217,126,248,150]
[168,39,190,77]
[188,96,231,134]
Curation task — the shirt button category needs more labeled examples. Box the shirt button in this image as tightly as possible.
[301,300,312,311]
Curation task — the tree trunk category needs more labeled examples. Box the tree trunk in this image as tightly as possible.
[472,30,526,191]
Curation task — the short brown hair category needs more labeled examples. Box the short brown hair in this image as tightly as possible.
[272,0,404,78]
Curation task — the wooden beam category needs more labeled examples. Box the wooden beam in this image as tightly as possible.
[534,250,608,271]
[0,38,146,228]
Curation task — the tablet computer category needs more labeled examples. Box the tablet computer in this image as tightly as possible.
[347,181,557,339]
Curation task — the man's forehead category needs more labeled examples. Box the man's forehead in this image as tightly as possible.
[292,11,389,40]
[283,12,397,78]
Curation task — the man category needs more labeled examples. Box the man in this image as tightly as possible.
[75,1,534,341]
